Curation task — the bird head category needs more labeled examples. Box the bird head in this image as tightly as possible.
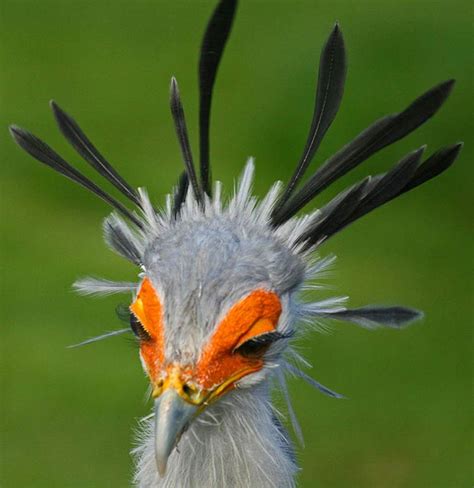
[130,201,305,474]
[9,0,461,481]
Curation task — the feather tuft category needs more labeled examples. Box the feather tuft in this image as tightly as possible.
[272,80,455,225]
[9,124,143,228]
[73,277,137,296]
[103,214,144,265]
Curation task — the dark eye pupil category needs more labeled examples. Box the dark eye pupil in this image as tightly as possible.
[129,313,151,341]
[235,340,270,358]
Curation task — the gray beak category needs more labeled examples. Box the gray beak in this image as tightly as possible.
[154,388,198,476]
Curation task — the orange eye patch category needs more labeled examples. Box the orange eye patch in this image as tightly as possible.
[130,277,165,378]
[130,283,281,393]
[195,289,282,389]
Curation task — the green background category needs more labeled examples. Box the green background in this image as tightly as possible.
[1,1,472,487]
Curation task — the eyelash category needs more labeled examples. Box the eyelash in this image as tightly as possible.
[234,331,293,358]
[116,304,291,349]
[115,303,152,342]
[129,313,152,342]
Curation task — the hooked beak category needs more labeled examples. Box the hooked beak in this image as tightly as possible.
[152,365,256,476]
[154,388,198,476]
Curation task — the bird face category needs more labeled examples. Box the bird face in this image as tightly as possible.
[131,277,282,401]
[130,279,284,475]
[128,217,303,475]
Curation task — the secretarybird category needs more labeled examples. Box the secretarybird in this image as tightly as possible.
[9,0,462,486]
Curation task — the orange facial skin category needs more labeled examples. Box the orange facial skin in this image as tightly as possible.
[195,290,281,390]
[130,278,165,380]
[130,278,282,398]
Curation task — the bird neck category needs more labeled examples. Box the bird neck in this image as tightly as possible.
[133,385,298,488]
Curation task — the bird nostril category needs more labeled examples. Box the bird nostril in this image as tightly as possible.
[153,378,165,398]
[181,382,202,403]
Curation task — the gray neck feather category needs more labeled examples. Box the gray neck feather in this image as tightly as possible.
[133,386,297,488]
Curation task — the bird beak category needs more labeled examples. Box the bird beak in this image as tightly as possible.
[153,388,198,477]
[151,364,254,476]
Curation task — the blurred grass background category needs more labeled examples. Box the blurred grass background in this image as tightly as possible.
[0,0,472,487]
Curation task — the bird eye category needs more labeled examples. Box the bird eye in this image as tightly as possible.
[235,339,270,358]
[129,312,152,342]
[234,331,288,359]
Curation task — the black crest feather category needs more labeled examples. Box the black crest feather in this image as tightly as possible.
[272,80,455,225]
[297,176,370,249]
[9,4,462,260]
[296,141,462,250]
[397,142,462,195]
[9,125,142,228]
[322,305,423,328]
[172,171,190,218]
[199,0,238,196]
[50,100,141,207]
[170,77,204,205]
[275,23,347,213]
[335,146,424,231]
